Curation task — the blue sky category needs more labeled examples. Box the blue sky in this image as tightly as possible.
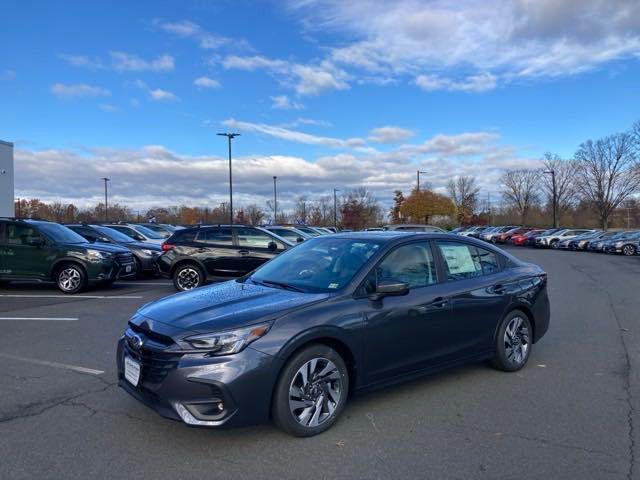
[2,0,640,211]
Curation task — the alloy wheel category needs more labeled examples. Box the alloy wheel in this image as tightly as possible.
[176,267,201,290]
[288,357,342,428]
[58,267,82,292]
[622,245,636,256]
[503,316,530,366]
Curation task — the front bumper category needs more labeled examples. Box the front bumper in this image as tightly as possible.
[116,335,280,428]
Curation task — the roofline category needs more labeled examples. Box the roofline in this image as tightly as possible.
[0,140,14,147]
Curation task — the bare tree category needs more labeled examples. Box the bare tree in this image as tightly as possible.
[447,176,480,222]
[540,153,578,226]
[293,196,308,224]
[574,132,640,229]
[500,169,540,225]
[245,204,266,226]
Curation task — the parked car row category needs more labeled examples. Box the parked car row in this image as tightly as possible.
[453,225,640,256]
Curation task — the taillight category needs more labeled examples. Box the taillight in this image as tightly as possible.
[161,242,174,251]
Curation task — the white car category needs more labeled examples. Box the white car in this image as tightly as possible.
[534,229,594,249]
[106,224,166,245]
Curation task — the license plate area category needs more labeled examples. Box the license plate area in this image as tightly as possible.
[124,356,141,386]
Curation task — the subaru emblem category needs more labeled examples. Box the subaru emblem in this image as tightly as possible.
[130,334,144,350]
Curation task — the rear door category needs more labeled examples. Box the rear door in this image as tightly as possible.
[433,240,511,357]
[195,227,243,278]
[234,227,287,273]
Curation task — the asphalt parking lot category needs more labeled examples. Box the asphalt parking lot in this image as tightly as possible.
[0,248,638,480]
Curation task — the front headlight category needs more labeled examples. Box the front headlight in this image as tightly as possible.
[141,249,158,256]
[184,323,271,355]
[614,241,624,247]
[87,249,112,260]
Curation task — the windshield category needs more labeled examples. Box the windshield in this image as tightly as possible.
[134,225,164,239]
[295,226,321,237]
[94,225,135,243]
[269,228,303,240]
[35,222,87,244]
[250,237,383,293]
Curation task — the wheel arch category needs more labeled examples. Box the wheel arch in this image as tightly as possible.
[49,258,88,281]
[494,303,536,346]
[170,258,207,276]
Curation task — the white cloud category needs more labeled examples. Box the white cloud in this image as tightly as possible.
[98,103,119,112]
[279,118,333,128]
[271,95,304,110]
[194,76,221,88]
[51,83,111,98]
[13,131,538,211]
[415,73,498,92]
[368,126,415,143]
[110,52,175,72]
[149,88,178,101]
[155,19,240,50]
[223,55,350,96]
[290,0,640,88]
[58,54,103,69]
[222,119,366,148]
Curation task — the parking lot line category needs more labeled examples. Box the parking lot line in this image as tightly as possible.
[0,294,144,299]
[0,317,78,321]
[0,353,104,375]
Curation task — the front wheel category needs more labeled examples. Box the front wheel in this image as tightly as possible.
[550,240,559,249]
[56,264,87,294]
[492,310,532,372]
[173,264,204,291]
[622,244,636,256]
[272,344,349,437]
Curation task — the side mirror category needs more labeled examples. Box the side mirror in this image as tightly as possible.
[296,237,304,243]
[267,241,278,251]
[369,280,409,300]
[134,234,145,241]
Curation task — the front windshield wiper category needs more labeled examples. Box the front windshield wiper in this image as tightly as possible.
[252,278,305,293]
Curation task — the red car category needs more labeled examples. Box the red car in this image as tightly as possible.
[511,229,545,246]
[496,227,530,243]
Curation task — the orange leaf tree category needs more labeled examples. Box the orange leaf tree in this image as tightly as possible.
[399,189,455,224]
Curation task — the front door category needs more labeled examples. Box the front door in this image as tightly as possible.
[196,227,243,278]
[360,241,455,384]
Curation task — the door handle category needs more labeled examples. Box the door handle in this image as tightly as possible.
[238,250,250,255]
[493,283,506,295]
[431,297,448,308]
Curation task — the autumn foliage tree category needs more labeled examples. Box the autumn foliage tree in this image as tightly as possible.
[399,189,455,224]
[340,187,383,230]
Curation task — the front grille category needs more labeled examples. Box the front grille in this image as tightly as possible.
[129,322,174,347]
[116,252,134,264]
[124,342,182,384]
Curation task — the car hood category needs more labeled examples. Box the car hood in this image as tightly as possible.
[134,280,331,334]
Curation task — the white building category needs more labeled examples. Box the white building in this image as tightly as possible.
[0,140,15,217]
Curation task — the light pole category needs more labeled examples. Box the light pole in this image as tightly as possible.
[273,176,278,224]
[101,177,110,222]
[333,188,340,229]
[544,169,557,228]
[217,132,240,225]
[417,170,427,192]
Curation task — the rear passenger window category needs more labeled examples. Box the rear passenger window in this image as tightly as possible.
[436,241,482,281]
[476,247,500,274]
[201,228,232,246]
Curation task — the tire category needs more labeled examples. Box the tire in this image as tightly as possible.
[134,257,144,279]
[492,310,533,372]
[56,263,87,294]
[550,240,559,249]
[173,263,204,291]
[622,244,636,256]
[272,344,349,437]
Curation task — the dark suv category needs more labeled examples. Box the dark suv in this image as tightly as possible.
[158,225,293,291]
[67,224,162,275]
[0,218,135,293]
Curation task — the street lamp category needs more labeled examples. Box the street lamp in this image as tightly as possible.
[273,176,277,224]
[217,132,240,225]
[101,177,110,222]
[543,169,557,228]
[417,170,427,192]
[333,188,340,228]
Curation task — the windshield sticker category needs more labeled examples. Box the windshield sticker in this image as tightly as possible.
[328,283,339,289]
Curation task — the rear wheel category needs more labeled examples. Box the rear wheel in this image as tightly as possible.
[492,310,532,372]
[173,263,204,291]
[622,244,636,256]
[272,344,349,437]
[56,263,87,294]
[550,240,559,249]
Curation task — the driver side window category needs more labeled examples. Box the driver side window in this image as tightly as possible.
[6,223,44,246]
[362,242,437,294]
